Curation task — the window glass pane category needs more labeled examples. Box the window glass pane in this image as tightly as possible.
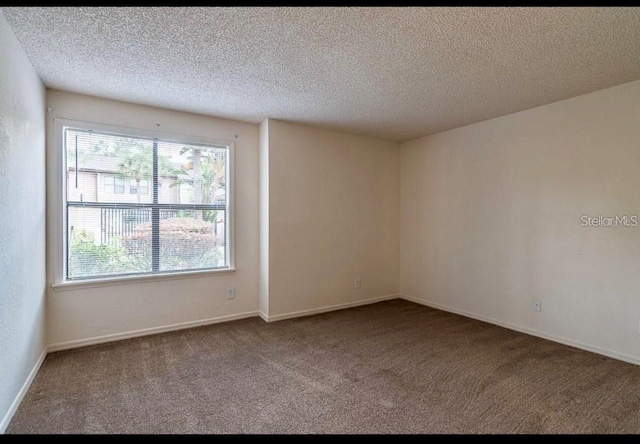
[67,207,152,279]
[64,127,230,280]
[104,176,114,193]
[156,141,227,205]
[66,129,153,203]
[114,177,125,194]
[128,179,148,194]
[159,210,226,271]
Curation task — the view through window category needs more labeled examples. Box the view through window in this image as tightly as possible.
[65,127,230,280]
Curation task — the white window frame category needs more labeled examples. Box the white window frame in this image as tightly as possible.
[51,118,236,289]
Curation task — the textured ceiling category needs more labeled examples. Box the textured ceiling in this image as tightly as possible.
[3,7,640,142]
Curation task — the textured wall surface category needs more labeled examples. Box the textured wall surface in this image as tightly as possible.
[401,80,640,363]
[46,91,260,347]
[0,12,46,430]
[266,119,400,316]
[3,7,640,141]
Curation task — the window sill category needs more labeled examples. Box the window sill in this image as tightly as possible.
[51,268,237,292]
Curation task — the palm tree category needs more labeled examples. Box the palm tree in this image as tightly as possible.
[116,139,173,203]
[118,152,152,203]
[176,146,226,220]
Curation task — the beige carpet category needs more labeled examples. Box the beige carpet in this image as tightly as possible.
[7,299,640,434]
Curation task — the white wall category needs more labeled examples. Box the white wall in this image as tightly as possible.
[46,90,260,348]
[264,119,400,318]
[0,13,46,431]
[401,79,640,364]
[259,119,270,316]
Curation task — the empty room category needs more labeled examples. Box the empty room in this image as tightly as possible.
[2,7,640,434]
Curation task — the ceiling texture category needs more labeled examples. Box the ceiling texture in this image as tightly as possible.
[3,7,640,142]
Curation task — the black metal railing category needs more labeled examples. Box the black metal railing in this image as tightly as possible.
[101,207,178,244]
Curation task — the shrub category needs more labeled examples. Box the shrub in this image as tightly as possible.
[123,217,221,270]
[68,230,135,278]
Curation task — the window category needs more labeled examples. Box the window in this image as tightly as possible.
[64,126,231,281]
[104,175,125,193]
[129,179,148,195]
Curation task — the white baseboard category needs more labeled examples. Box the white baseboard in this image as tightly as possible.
[0,348,47,434]
[48,311,259,352]
[262,294,400,322]
[401,294,640,366]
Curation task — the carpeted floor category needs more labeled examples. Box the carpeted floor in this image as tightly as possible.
[7,299,640,434]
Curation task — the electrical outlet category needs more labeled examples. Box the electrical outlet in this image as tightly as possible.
[532,300,542,312]
[226,288,236,300]
[354,278,361,289]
